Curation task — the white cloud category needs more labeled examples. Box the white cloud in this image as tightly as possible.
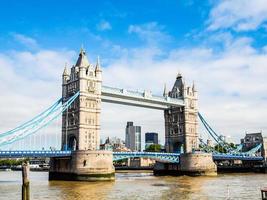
[97,20,112,31]
[128,22,171,45]
[102,34,267,144]
[12,33,39,49]
[208,0,267,31]
[1,29,267,150]
[0,48,76,149]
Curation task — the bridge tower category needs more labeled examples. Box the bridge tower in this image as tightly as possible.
[61,49,101,151]
[164,73,198,153]
[49,49,114,181]
[155,74,216,176]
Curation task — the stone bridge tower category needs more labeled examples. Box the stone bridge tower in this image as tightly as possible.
[164,73,198,153]
[49,49,114,181]
[62,48,101,151]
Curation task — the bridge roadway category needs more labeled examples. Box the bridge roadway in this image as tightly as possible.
[0,151,263,162]
[101,85,184,110]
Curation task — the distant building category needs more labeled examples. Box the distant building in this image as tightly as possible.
[125,122,141,151]
[100,137,130,152]
[127,157,155,168]
[241,132,264,149]
[240,132,267,158]
[145,132,158,149]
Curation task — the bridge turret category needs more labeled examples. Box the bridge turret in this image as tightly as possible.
[62,63,70,84]
[76,48,90,68]
[163,83,168,97]
[62,64,70,99]
[76,48,91,80]
[169,73,184,98]
[95,56,102,80]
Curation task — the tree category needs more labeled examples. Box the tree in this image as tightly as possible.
[214,144,227,153]
[145,144,161,152]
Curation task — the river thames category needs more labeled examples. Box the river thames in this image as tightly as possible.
[0,171,266,199]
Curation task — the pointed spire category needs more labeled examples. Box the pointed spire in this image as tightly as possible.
[163,83,168,97]
[80,44,84,53]
[95,55,102,72]
[176,72,182,79]
[192,81,196,91]
[63,63,69,76]
[75,47,90,68]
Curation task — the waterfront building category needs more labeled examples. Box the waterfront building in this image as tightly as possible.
[125,122,141,152]
[240,132,267,158]
[145,132,158,149]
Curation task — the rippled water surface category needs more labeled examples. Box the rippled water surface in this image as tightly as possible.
[0,171,266,199]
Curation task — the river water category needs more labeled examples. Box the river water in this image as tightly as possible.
[0,171,266,200]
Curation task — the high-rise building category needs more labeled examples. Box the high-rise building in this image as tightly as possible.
[145,132,158,148]
[125,122,141,151]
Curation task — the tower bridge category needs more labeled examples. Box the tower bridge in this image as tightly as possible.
[0,48,265,180]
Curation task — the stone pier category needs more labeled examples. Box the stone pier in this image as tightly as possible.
[154,152,217,176]
[49,150,114,181]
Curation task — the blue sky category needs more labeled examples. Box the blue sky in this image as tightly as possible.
[0,0,209,52]
[1,0,267,149]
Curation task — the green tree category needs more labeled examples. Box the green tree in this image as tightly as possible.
[214,144,227,153]
[145,144,162,152]
[0,158,28,166]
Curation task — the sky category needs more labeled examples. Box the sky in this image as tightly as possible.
[0,0,267,149]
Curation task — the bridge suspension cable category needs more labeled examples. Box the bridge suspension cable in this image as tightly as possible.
[0,98,62,138]
[0,92,80,147]
[198,112,241,153]
[198,112,263,156]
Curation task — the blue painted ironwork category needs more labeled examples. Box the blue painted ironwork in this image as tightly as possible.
[0,98,62,138]
[0,150,72,158]
[245,144,262,155]
[113,152,180,163]
[0,150,263,162]
[212,154,264,161]
[0,93,263,164]
[198,112,263,156]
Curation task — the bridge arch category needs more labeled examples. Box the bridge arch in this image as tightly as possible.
[173,142,184,153]
[68,135,77,151]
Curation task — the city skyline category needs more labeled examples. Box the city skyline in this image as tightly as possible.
[0,0,267,147]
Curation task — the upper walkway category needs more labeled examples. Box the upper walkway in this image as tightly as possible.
[101,85,184,110]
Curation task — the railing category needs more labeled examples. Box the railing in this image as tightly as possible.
[0,150,72,158]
